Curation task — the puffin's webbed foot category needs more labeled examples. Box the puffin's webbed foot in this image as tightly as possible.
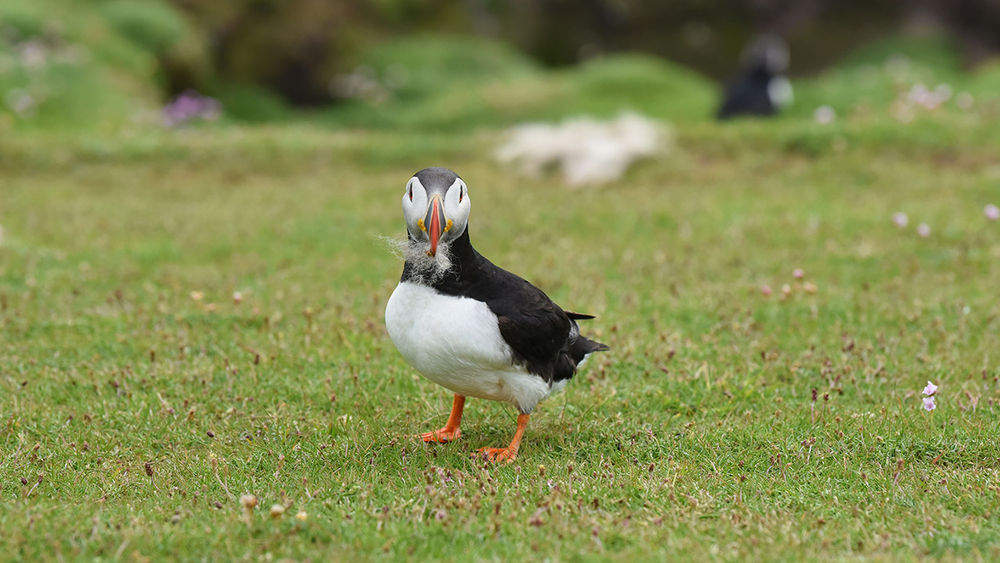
[420,428,461,443]
[418,394,465,444]
[472,413,530,463]
[475,446,517,463]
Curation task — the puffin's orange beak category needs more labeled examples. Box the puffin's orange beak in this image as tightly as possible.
[423,195,445,256]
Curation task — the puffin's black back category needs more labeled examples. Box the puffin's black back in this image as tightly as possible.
[717,66,777,119]
[402,227,607,383]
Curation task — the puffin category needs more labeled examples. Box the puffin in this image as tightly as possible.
[717,34,792,120]
[384,167,608,462]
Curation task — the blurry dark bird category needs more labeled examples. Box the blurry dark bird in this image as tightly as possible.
[717,35,792,120]
[385,167,608,463]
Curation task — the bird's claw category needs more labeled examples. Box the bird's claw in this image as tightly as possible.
[474,447,517,463]
[419,428,461,443]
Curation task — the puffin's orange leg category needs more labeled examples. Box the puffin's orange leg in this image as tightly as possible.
[476,413,529,463]
[419,394,465,443]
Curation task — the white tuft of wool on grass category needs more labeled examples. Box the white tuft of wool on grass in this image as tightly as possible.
[380,235,454,283]
[495,112,668,186]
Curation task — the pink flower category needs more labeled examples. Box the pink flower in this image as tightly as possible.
[162,89,222,128]
[760,284,772,297]
[892,212,908,228]
[922,381,937,396]
[793,268,804,279]
[922,396,936,411]
[985,204,999,222]
[916,223,931,237]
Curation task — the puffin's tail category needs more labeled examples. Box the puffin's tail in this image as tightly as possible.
[552,313,607,382]
[571,335,609,357]
[566,312,609,364]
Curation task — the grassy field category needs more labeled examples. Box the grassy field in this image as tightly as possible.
[3,120,1000,560]
[3,24,1000,560]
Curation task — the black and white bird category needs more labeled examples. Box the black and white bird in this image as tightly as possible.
[385,167,607,462]
[717,35,793,120]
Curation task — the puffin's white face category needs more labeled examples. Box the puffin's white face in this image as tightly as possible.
[402,172,470,257]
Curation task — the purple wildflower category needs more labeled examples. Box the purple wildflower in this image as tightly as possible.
[922,396,936,412]
[892,212,908,228]
[922,381,937,396]
[985,204,999,222]
[162,90,222,127]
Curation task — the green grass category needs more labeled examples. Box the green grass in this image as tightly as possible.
[3,113,1000,560]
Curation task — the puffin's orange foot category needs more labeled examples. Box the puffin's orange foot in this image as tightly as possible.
[474,447,518,463]
[419,428,461,443]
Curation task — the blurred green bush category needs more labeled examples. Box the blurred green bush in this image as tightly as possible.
[319,36,715,130]
[1,0,998,137]
[100,0,211,94]
[101,0,188,55]
[0,0,162,131]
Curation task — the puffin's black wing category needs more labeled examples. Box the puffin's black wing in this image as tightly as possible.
[477,265,606,383]
[489,276,570,381]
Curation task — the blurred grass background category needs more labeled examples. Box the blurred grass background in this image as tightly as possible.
[2,0,1000,135]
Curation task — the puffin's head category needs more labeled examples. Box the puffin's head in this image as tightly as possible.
[743,34,788,75]
[402,167,470,257]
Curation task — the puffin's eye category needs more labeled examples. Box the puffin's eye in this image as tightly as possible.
[459,185,464,203]
[408,185,413,202]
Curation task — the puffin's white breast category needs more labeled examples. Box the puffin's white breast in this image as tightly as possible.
[767,76,793,108]
[385,281,552,413]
